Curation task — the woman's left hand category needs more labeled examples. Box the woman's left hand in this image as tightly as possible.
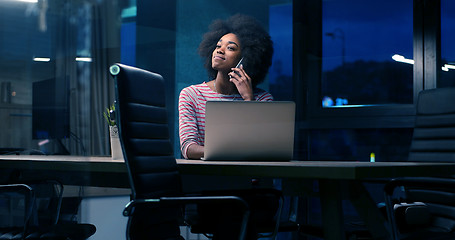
[228,65,254,101]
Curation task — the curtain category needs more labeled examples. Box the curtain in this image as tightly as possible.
[55,0,119,156]
[89,1,110,156]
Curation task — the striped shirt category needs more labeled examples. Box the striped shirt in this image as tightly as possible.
[178,82,273,159]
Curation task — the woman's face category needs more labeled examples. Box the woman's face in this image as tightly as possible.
[211,33,242,72]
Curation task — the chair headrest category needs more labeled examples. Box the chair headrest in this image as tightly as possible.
[417,88,455,115]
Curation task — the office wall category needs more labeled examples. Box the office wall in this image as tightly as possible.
[80,196,129,240]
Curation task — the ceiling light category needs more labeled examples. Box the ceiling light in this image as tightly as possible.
[33,57,51,62]
[76,57,92,62]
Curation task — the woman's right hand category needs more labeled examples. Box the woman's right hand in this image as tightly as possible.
[229,65,254,101]
[186,144,204,160]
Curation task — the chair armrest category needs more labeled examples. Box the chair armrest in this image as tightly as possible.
[196,188,284,238]
[384,177,455,196]
[123,195,249,217]
[0,183,33,193]
[123,195,250,240]
[384,177,455,240]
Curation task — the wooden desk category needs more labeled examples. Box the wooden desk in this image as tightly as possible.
[2,156,455,240]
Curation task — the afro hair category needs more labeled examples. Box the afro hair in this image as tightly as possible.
[198,14,274,87]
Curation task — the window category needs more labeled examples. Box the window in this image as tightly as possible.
[440,0,455,87]
[321,0,413,108]
[269,3,293,101]
[308,128,413,162]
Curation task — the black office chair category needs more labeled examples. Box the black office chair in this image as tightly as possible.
[0,180,96,240]
[110,63,252,240]
[383,87,455,240]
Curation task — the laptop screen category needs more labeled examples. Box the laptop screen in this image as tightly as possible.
[203,101,295,161]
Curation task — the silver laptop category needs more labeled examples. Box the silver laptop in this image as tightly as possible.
[203,101,295,161]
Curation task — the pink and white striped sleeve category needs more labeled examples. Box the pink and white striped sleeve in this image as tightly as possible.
[178,87,199,159]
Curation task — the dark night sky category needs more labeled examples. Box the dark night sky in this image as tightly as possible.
[322,0,414,70]
[441,0,455,62]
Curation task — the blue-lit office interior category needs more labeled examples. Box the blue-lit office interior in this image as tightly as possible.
[0,0,455,239]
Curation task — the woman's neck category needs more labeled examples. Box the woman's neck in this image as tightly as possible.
[214,72,238,95]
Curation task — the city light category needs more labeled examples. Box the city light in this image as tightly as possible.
[392,54,414,64]
[393,54,455,72]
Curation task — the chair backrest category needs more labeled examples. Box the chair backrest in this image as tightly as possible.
[110,63,181,199]
[28,180,63,226]
[110,63,183,239]
[409,87,455,162]
[0,184,34,230]
[0,181,96,240]
[0,182,62,239]
[0,180,62,227]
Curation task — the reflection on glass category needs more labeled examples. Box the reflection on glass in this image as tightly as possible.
[0,0,110,156]
[321,0,413,107]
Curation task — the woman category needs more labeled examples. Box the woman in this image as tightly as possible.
[178,14,280,240]
[179,14,274,160]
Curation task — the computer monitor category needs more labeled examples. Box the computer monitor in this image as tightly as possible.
[32,78,69,140]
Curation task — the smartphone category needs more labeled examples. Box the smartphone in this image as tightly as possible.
[231,57,244,78]
[235,57,244,68]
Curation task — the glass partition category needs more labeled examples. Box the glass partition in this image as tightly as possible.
[0,0,109,155]
[0,0,293,157]
[0,0,447,160]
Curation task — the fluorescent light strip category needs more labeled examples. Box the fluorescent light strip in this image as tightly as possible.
[33,57,51,62]
[76,57,92,62]
[18,0,38,2]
